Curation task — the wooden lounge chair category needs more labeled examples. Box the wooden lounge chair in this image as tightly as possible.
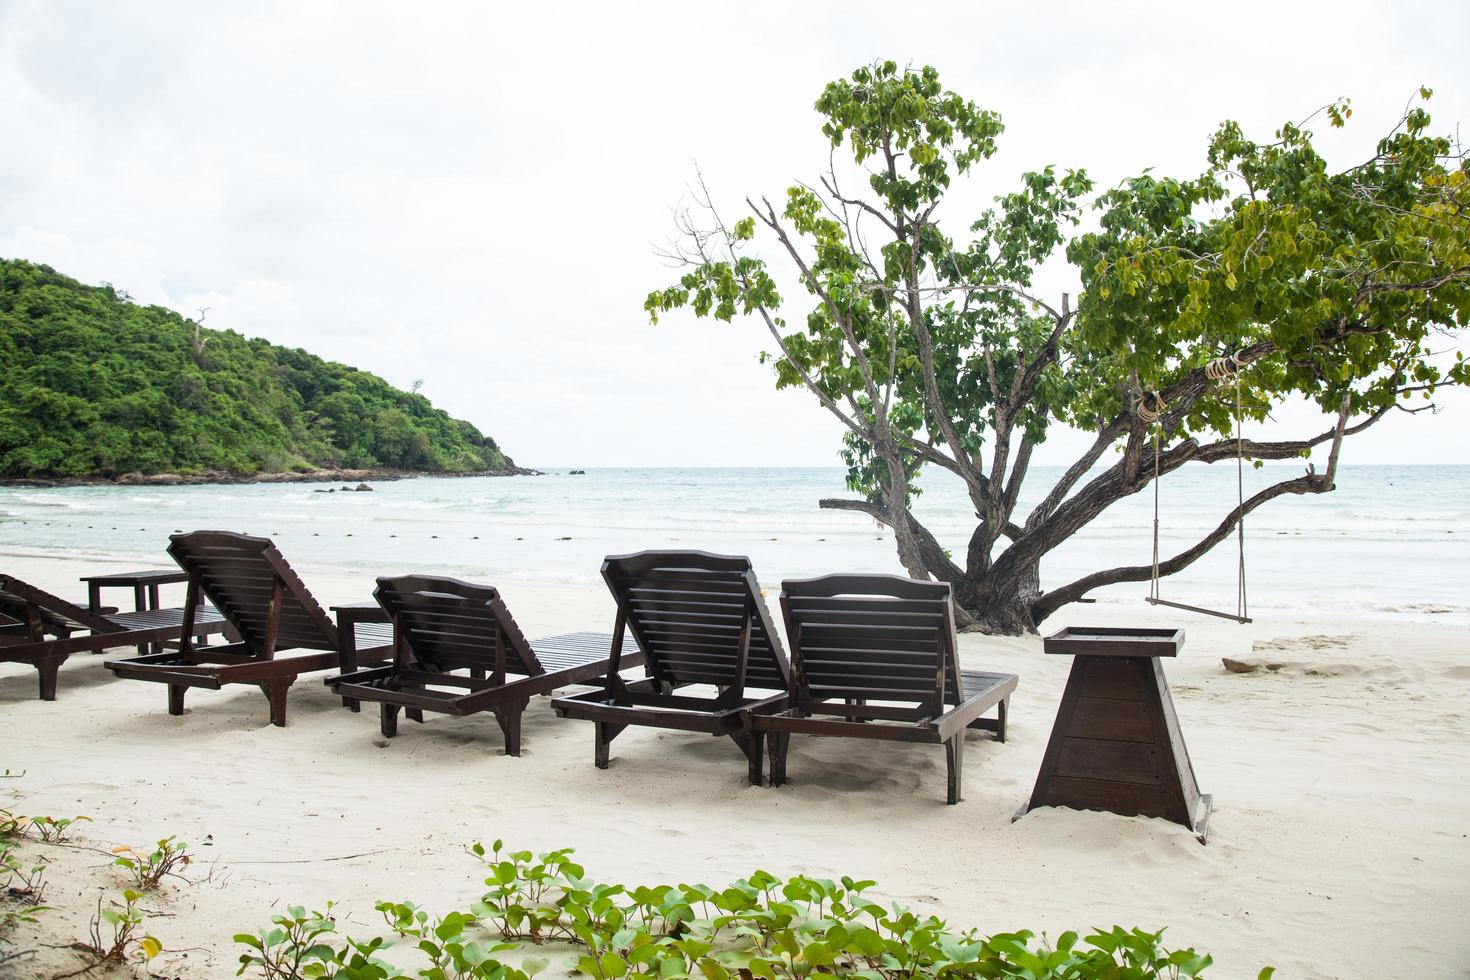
[746,574,1018,804]
[552,551,790,783]
[104,531,389,726]
[0,573,229,701]
[325,574,645,755]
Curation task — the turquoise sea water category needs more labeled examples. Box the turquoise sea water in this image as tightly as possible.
[0,465,1465,620]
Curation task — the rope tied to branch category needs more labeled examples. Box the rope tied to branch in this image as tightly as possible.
[1135,389,1166,424]
[1204,350,1248,384]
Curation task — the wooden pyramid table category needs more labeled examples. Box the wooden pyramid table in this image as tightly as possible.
[1016,626,1211,842]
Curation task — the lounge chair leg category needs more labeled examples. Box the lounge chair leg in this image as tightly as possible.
[168,684,186,716]
[729,730,764,785]
[406,708,425,724]
[967,700,1008,741]
[767,732,789,787]
[381,704,400,738]
[36,657,63,701]
[343,696,361,713]
[496,699,528,757]
[945,735,965,805]
[261,679,291,727]
[594,722,625,769]
[844,697,866,723]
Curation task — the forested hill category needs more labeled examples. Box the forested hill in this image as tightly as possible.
[0,258,513,479]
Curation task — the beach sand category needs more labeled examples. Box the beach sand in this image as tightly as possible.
[2,552,1467,978]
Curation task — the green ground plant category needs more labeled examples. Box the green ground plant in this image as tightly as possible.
[235,841,1271,980]
[0,837,50,930]
[0,807,48,971]
[26,814,90,843]
[78,888,163,968]
[112,834,192,891]
[0,806,44,939]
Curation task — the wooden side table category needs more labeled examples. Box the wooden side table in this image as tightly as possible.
[80,569,192,654]
[80,569,189,614]
[329,601,393,712]
[1016,626,1211,842]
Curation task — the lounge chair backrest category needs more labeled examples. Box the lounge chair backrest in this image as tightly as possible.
[780,574,960,705]
[373,575,540,677]
[602,550,789,691]
[167,531,338,654]
[0,574,119,635]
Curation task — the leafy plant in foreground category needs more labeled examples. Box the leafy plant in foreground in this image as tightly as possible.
[233,841,1270,980]
[236,903,351,979]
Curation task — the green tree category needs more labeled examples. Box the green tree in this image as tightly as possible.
[648,61,1469,633]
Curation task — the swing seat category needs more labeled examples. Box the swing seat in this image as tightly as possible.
[1145,596,1251,624]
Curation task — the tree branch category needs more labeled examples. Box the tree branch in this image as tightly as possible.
[818,174,901,236]
[1031,390,1373,621]
[1033,468,1333,621]
[1025,416,1129,529]
[751,197,887,414]
[746,298,870,442]
[819,497,965,582]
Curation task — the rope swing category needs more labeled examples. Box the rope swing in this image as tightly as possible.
[1142,352,1252,624]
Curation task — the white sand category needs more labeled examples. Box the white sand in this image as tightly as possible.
[2,551,1468,978]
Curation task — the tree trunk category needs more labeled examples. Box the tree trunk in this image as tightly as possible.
[951,560,1044,635]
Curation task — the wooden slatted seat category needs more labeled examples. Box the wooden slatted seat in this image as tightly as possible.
[747,574,1018,804]
[104,531,387,726]
[551,550,790,783]
[0,573,229,701]
[326,575,644,755]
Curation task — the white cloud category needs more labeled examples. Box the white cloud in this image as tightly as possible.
[2,0,1466,467]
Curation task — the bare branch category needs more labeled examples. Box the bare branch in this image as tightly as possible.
[818,173,900,236]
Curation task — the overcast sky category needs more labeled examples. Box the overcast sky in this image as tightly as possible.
[3,0,1467,468]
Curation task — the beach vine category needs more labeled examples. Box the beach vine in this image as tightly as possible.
[235,840,1271,980]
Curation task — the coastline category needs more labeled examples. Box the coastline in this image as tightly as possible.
[0,463,541,489]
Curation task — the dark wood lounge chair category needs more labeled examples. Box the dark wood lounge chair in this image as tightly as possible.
[0,573,229,701]
[552,550,790,783]
[104,531,389,726]
[747,574,1017,804]
[325,575,645,755]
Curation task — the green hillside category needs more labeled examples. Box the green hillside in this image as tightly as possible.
[0,258,511,479]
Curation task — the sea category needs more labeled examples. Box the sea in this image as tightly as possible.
[1,465,1466,622]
